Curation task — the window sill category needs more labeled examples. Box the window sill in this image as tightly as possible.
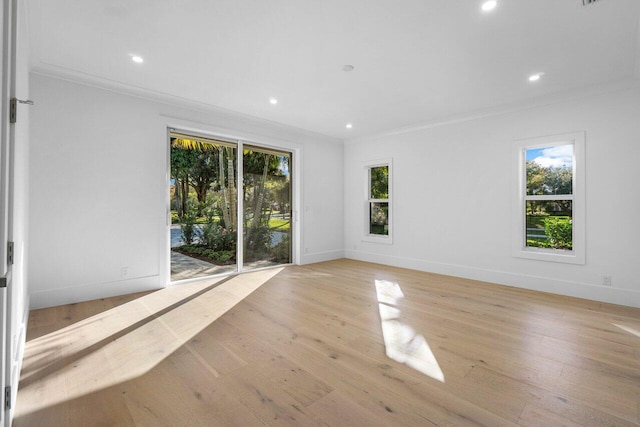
[513,246,584,265]
[362,235,393,245]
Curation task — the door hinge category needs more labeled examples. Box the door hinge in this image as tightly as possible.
[9,98,17,124]
[0,277,6,288]
[4,386,10,410]
[7,241,14,265]
[9,98,34,124]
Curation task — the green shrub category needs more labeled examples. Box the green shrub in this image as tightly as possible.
[197,207,236,252]
[244,224,272,261]
[181,245,205,255]
[213,251,234,263]
[180,203,199,245]
[272,233,290,263]
[544,217,572,250]
[527,239,550,248]
[176,245,235,264]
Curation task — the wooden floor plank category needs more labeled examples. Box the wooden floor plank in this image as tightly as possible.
[14,259,640,426]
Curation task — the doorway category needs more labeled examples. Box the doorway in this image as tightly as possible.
[169,131,293,281]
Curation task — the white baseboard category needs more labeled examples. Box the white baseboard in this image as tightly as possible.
[299,250,345,265]
[29,275,165,309]
[345,250,640,308]
[29,249,345,309]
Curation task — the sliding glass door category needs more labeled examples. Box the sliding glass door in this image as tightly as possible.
[169,132,292,281]
[242,145,292,270]
[170,132,238,281]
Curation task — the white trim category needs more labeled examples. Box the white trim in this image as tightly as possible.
[511,132,585,264]
[362,158,393,244]
[345,249,640,308]
[300,249,345,265]
[237,140,244,269]
[29,276,164,309]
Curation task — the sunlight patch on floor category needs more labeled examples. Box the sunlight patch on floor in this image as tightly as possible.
[613,323,640,338]
[374,280,444,383]
[15,268,283,417]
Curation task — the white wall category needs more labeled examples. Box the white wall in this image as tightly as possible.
[28,73,344,309]
[344,85,640,307]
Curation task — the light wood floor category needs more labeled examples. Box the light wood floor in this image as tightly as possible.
[14,259,640,426]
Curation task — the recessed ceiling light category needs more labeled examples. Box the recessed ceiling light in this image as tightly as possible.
[528,73,544,82]
[269,97,278,105]
[346,123,353,129]
[131,55,144,64]
[343,65,355,72]
[481,1,497,11]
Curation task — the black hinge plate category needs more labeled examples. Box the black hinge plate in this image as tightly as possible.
[4,386,10,410]
[7,241,14,265]
[0,277,6,288]
[9,98,17,124]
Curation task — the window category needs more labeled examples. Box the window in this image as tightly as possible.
[512,132,585,264]
[364,159,392,243]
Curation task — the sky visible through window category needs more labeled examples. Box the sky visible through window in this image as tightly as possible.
[526,144,573,169]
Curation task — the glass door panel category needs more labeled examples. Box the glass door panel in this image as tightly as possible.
[170,132,238,281]
[242,145,292,270]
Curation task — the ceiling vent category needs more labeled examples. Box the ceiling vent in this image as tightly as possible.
[582,0,601,5]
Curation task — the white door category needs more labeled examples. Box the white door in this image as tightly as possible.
[1,0,30,424]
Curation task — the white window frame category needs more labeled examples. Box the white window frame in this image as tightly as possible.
[512,132,585,264]
[363,158,393,244]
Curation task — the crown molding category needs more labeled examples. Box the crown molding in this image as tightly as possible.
[30,61,343,146]
[345,77,640,144]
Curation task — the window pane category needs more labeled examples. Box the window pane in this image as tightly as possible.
[526,200,572,250]
[243,146,292,270]
[370,166,389,199]
[170,136,237,281]
[526,145,573,195]
[370,202,388,235]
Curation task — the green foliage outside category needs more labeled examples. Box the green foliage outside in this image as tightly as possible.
[177,245,234,264]
[175,204,237,265]
[370,166,389,199]
[271,234,290,264]
[369,203,388,235]
[171,137,292,268]
[525,159,573,250]
[180,202,199,245]
[544,217,572,249]
[526,216,572,250]
[526,161,572,195]
[369,166,389,236]
[199,208,236,252]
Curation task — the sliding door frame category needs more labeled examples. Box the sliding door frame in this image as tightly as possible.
[166,125,300,284]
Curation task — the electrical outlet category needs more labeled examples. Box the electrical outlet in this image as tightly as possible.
[121,267,129,278]
[601,275,612,286]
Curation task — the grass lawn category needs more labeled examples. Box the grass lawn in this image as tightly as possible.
[172,210,290,231]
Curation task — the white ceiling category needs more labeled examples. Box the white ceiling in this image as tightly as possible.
[27,0,640,140]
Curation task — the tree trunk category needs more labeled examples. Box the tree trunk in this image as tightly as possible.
[218,149,232,228]
[181,178,189,216]
[174,177,183,218]
[227,147,236,230]
[194,180,208,215]
[251,154,271,233]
